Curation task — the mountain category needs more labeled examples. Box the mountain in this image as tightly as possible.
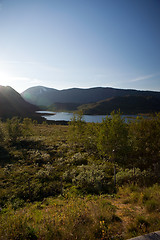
[22,86,160,107]
[22,86,59,106]
[78,95,160,115]
[48,102,81,112]
[0,86,40,119]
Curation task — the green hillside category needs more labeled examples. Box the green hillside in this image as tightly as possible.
[78,95,160,115]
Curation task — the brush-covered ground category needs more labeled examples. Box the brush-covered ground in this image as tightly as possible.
[0,113,160,240]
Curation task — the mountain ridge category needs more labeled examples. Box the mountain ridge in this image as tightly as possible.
[21,86,160,108]
[0,85,41,120]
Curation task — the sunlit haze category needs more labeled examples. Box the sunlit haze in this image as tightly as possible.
[0,0,160,93]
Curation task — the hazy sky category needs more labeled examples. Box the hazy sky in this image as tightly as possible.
[0,0,160,93]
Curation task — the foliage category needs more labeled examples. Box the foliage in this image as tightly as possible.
[127,215,150,237]
[129,113,160,170]
[68,111,85,142]
[115,168,156,186]
[68,112,99,152]
[63,164,113,194]
[22,118,33,136]
[6,117,23,142]
[66,152,88,166]
[0,114,160,239]
[97,111,129,166]
[0,197,123,240]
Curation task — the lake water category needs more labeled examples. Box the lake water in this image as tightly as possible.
[37,111,137,123]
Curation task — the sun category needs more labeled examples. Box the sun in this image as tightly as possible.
[0,70,12,86]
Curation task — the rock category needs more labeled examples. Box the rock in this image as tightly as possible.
[128,231,160,240]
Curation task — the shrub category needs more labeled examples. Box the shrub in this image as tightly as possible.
[68,152,88,166]
[27,150,50,166]
[64,164,113,194]
[145,199,159,212]
[11,198,25,210]
[36,163,55,180]
[6,117,22,142]
[116,168,142,185]
[22,118,33,136]
[116,168,156,186]
[127,215,150,238]
[0,215,38,240]
[142,184,160,212]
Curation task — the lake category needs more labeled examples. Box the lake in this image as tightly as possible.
[37,111,137,123]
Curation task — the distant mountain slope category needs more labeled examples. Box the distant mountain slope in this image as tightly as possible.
[21,86,160,107]
[22,86,59,106]
[0,86,40,119]
[78,95,160,115]
[48,102,81,112]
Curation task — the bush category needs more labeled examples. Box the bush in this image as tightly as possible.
[11,198,25,210]
[116,168,157,186]
[116,168,142,185]
[64,164,113,194]
[0,215,38,240]
[36,163,55,180]
[22,118,33,136]
[127,215,150,238]
[27,150,50,166]
[142,184,160,212]
[67,152,88,166]
[145,199,159,212]
[6,117,22,142]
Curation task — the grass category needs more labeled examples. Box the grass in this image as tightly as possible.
[1,188,160,239]
[0,196,123,240]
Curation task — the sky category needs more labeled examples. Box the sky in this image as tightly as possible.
[0,0,160,93]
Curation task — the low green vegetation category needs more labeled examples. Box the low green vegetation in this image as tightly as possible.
[0,112,160,239]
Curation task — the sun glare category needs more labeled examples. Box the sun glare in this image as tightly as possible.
[0,70,12,86]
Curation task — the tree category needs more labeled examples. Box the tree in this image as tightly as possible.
[68,111,99,152]
[68,111,86,146]
[97,111,129,186]
[6,117,22,142]
[129,114,160,171]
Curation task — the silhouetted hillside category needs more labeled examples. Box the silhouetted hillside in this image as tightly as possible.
[22,86,160,108]
[48,102,81,112]
[0,86,41,119]
[78,95,160,115]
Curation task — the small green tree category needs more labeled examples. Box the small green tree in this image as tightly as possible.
[129,114,160,171]
[22,118,33,137]
[68,111,86,146]
[6,117,22,142]
[97,111,129,186]
[68,111,99,152]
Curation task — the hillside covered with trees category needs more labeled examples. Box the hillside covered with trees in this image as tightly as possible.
[78,95,160,115]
